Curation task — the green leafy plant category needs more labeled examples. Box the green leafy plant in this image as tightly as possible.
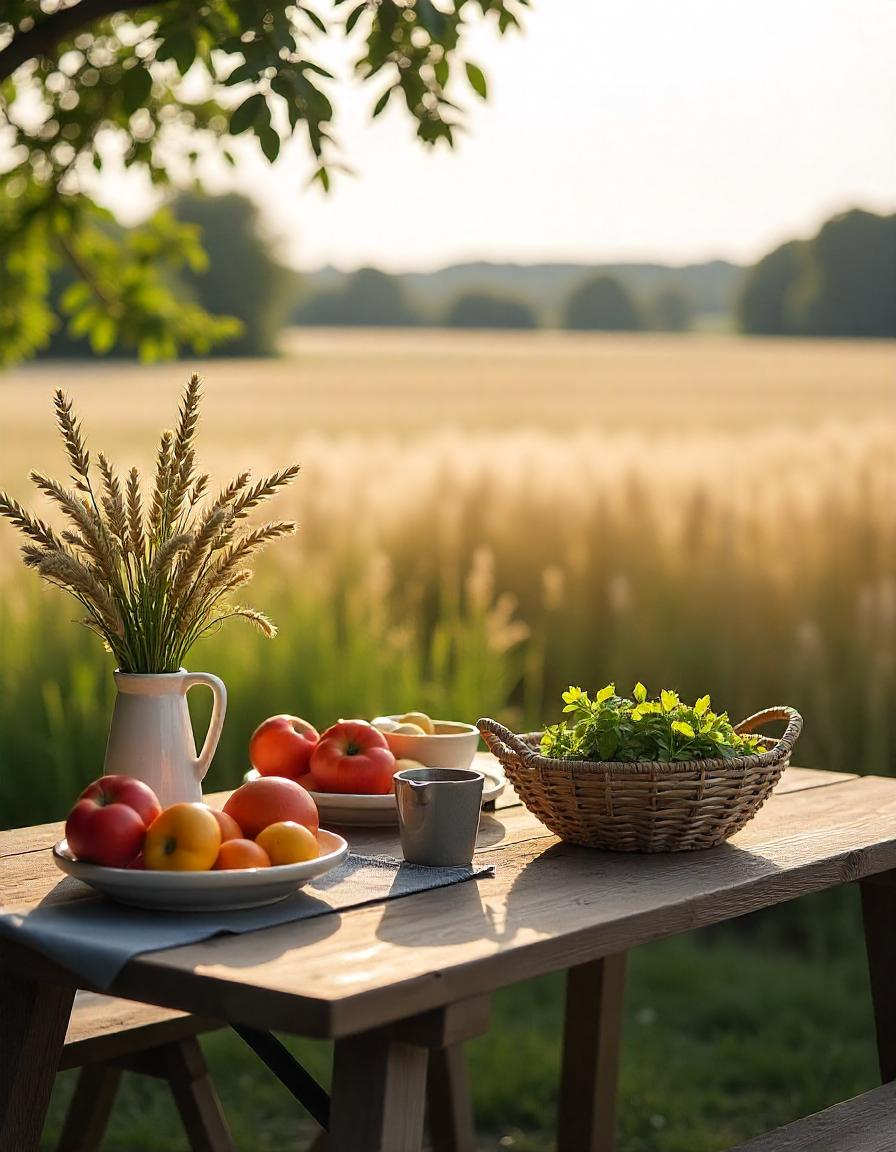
[540,683,767,763]
[0,374,299,673]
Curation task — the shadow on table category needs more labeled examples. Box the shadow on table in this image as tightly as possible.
[475,812,515,849]
[498,837,785,945]
[374,861,504,946]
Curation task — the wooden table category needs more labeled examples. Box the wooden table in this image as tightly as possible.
[3,756,896,1152]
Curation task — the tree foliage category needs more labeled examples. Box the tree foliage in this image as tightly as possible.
[648,284,694,332]
[739,209,896,337]
[174,192,295,355]
[444,290,536,329]
[563,273,644,332]
[737,240,805,336]
[0,0,528,364]
[295,266,419,326]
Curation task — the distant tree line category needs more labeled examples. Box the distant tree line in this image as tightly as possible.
[738,209,896,337]
[292,267,697,332]
[37,200,894,357]
[296,209,895,336]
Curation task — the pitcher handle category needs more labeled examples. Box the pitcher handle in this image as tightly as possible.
[182,672,227,783]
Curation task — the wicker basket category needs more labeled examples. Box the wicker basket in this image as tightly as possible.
[477,707,803,852]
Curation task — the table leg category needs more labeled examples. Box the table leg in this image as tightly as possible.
[56,1064,122,1152]
[557,952,627,1152]
[323,997,488,1152]
[328,1027,428,1152]
[427,1044,475,1152]
[163,1038,237,1152]
[0,972,75,1152]
[861,871,896,1082]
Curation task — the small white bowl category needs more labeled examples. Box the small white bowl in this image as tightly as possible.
[381,718,480,770]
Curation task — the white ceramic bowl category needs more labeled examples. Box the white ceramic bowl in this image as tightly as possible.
[52,829,348,912]
[382,718,480,770]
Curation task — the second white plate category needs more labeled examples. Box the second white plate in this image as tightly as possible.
[243,766,506,826]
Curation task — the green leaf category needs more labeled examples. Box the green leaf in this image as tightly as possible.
[60,281,93,312]
[311,165,331,192]
[372,87,392,118]
[345,3,367,34]
[544,682,761,764]
[157,30,196,75]
[465,61,488,99]
[224,61,258,87]
[303,7,327,33]
[69,305,99,338]
[89,314,117,354]
[302,61,335,80]
[121,65,152,116]
[229,93,266,136]
[258,126,281,163]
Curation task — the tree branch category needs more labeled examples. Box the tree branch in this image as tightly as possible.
[0,0,162,82]
[59,232,120,314]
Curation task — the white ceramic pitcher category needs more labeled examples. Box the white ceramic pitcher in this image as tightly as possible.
[104,669,227,808]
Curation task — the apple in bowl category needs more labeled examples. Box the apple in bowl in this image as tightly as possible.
[249,715,319,782]
[65,775,162,868]
[310,721,397,794]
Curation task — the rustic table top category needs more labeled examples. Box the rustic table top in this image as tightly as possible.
[3,756,895,1040]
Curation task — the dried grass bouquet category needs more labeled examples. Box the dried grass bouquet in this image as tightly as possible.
[0,375,299,673]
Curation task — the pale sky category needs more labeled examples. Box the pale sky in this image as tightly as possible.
[99,0,896,272]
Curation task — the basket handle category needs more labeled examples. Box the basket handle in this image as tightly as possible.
[734,706,803,754]
[477,718,538,764]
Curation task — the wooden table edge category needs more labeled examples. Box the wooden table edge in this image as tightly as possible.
[0,766,885,1042]
[92,830,896,1039]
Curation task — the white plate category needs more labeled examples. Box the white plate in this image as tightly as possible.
[243,766,506,826]
[52,830,349,912]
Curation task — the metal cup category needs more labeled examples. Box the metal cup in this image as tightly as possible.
[394,767,485,867]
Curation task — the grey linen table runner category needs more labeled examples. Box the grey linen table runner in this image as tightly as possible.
[0,853,494,989]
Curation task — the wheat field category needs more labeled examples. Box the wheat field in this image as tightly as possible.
[2,330,896,827]
[3,328,895,1151]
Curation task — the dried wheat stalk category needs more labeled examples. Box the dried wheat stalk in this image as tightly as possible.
[0,375,299,672]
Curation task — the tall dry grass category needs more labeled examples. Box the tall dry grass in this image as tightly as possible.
[2,332,895,827]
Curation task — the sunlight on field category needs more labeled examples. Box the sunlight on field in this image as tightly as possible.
[1,331,894,474]
[3,330,895,1151]
[2,330,896,827]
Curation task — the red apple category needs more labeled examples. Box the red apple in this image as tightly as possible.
[65,775,162,868]
[249,715,320,781]
[310,721,396,795]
